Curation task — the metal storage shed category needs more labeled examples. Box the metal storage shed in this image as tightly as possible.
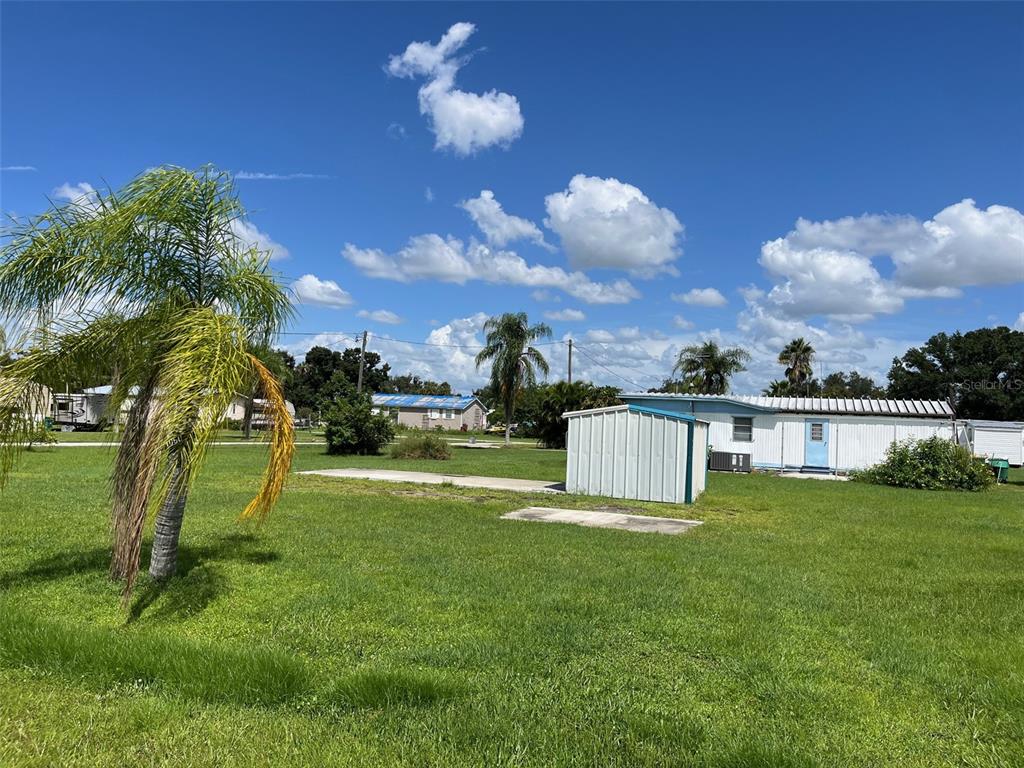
[564,404,709,504]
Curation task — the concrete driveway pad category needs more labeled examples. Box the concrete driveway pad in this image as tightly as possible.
[298,468,565,493]
[503,507,703,535]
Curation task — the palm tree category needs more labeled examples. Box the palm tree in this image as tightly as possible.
[778,337,815,389]
[0,166,294,597]
[673,341,749,395]
[475,313,552,445]
[763,380,791,396]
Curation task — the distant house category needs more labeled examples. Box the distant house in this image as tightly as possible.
[372,393,489,431]
[618,393,956,473]
[224,396,297,428]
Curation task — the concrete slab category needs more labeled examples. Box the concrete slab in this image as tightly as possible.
[298,468,565,494]
[502,506,702,535]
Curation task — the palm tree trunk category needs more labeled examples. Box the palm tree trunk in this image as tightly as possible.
[148,465,189,581]
[505,423,511,446]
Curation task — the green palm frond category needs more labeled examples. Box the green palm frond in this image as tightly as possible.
[1,165,295,601]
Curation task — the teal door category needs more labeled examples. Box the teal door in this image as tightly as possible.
[804,419,829,468]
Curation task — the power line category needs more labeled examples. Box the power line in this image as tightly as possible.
[275,330,564,350]
[572,344,649,390]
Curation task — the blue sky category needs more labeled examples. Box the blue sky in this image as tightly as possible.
[2,2,1022,393]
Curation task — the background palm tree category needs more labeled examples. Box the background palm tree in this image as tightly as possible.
[0,166,294,597]
[673,341,750,395]
[778,337,815,390]
[475,313,552,445]
[763,379,792,396]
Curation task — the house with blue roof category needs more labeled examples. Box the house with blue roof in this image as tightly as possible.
[372,393,489,431]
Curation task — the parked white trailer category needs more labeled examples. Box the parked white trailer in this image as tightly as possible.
[619,394,957,473]
[962,420,1024,466]
[564,404,709,503]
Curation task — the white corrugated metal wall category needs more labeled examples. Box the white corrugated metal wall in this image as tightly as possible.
[690,421,708,499]
[566,407,705,503]
[696,412,955,471]
[971,427,1024,465]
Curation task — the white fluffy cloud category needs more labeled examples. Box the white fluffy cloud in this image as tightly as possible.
[755,199,1024,323]
[460,190,550,249]
[544,175,683,276]
[53,181,99,209]
[229,219,290,261]
[357,309,402,325]
[673,315,694,330]
[671,287,727,307]
[343,234,639,304]
[387,22,523,155]
[1015,312,1024,331]
[784,199,1024,290]
[544,308,585,322]
[291,274,353,308]
[289,313,491,392]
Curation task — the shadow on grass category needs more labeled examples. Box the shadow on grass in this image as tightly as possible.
[0,603,460,712]
[0,532,280,623]
[329,669,460,709]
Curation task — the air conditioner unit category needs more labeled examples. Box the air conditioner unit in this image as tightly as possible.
[709,451,751,472]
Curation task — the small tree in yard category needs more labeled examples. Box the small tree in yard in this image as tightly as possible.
[0,166,294,597]
[324,390,395,455]
[854,436,994,491]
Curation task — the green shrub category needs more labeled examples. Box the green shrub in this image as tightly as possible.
[390,432,452,460]
[323,392,395,455]
[854,436,994,491]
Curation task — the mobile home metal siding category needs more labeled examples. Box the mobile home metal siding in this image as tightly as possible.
[565,405,706,503]
[968,421,1024,465]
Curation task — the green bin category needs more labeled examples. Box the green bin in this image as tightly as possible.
[988,459,1009,483]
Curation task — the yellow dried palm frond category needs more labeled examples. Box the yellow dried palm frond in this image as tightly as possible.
[238,353,294,522]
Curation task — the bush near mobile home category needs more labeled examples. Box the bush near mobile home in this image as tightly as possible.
[855,436,995,491]
[324,392,395,455]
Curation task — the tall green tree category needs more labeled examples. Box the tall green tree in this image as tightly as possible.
[0,166,295,596]
[887,326,1024,420]
[382,374,452,396]
[672,341,749,395]
[475,313,552,445]
[778,337,815,388]
[821,371,884,398]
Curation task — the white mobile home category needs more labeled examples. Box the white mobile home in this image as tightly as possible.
[619,394,956,473]
[960,420,1024,466]
[564,404,709,503]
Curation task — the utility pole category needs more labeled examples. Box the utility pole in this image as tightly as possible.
[356,330,368,393]
[567,338,573,384]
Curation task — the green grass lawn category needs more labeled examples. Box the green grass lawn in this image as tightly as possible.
[49,428,327,443]
[1,446,1022,767]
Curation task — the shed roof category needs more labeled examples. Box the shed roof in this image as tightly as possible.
[563,403,704,423]
[622,393,954,418]
[372,393,482,410]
